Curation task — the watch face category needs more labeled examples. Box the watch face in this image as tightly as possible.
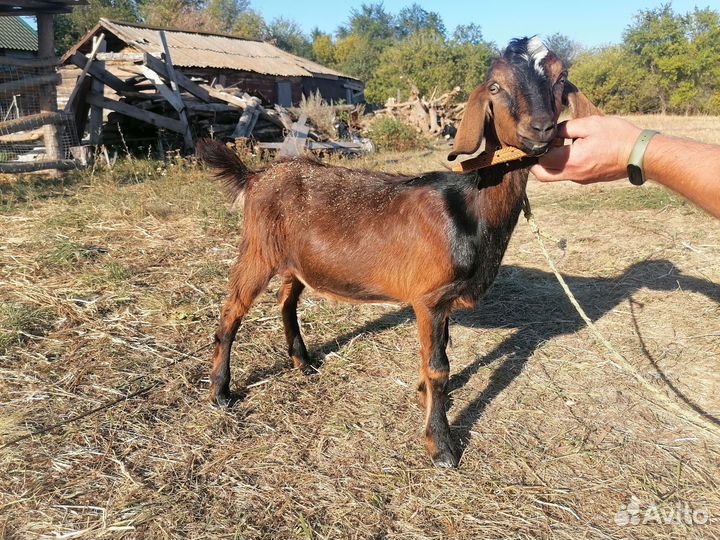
[627,164,644,186]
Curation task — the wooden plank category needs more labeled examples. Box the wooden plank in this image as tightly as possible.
[0,159,77,174]
[0,112,65,135]
[143,52,210,102]
[159,30,193,150]
[0,56,59,68]
[141,66,185,112]
[278,114,309,157]
[86,93,186,134]
[36,13,61,168]
[64,32,105,114]
[95,52,144,62]
[67,52,135,93]
[232,97,261,138]
[201,85,249,109]
[0,73,61,95]
[0,128,43,143]
[186,102,239,113]
[88,38,106,145]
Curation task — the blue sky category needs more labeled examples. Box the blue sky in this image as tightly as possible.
[253,0,718,48]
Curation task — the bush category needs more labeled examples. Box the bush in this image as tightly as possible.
[365,117,423,151]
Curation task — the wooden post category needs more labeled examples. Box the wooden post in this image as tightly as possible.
[89,37,106,146]
[36,13,61,173]
[159,30,193,151]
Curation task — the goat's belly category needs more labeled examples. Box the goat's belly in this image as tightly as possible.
[293,271,398,305]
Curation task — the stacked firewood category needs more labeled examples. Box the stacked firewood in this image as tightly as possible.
[371,84,465,136]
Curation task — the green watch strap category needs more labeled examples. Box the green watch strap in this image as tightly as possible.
[626,129,659,186]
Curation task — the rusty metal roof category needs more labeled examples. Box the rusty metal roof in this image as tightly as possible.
[94,19,358,81]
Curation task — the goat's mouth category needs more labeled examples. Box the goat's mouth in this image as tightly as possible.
[518,137,552,156]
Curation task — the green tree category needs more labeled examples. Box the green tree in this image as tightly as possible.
[233,9,266,40]
[368,29,493,103]
[206,0,248,33]
[570,46,659,113]
[312,31,336,65]
[265,17,312,58]
[544,32,582,67]
[396,4,445,38]
[55,0,139,53]
[452,23,485,46]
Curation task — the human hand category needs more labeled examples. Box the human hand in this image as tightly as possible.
[530,116,643,183]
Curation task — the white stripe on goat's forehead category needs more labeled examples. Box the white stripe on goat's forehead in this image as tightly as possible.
[520,37,549,76]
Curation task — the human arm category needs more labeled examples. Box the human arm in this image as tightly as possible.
[530,116,720,218]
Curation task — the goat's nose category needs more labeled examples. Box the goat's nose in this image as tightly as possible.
[530,120,555,136]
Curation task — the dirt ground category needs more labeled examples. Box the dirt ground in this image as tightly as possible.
[1,115,719,539]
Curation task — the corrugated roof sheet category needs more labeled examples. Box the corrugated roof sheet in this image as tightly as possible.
[0,16,38,52]
[99,19,358,81]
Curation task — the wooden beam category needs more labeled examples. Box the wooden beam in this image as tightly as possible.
[67,52,135,93]
[278,114,309,157]
[143,52,211,102]
[36,13,61,167]
[0,159,78,174]
[232,97,260,138]
[0,73,61,95]
[0,56,59,68]
[0,112,65,135]
[95,52,144,62]
[64,32,105,114]
[88,37,106,145]
[159,30,193,150]
[140,66,185,112]
[86,94,186,134]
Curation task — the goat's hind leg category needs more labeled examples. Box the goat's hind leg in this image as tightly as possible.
[278,273,312,372]
[210,253,274,407]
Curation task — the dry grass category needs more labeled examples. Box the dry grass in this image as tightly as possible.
[0,115,719,539]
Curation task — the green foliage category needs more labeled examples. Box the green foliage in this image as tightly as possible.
[366,117,423,151]
[265,17,312,57]
[233,9,266,39]
[572,5,720,114]
[55,0,139,53]
[570,46,660,114]
[206,0,249,33]
[367,30,493,103]
[543,32,582,67]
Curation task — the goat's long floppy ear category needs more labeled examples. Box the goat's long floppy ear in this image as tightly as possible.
[448,84,491,161]
[563,81,602,118]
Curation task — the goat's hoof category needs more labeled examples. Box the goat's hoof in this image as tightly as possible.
[293,356,317,375]
[431,448,459,469]
[210,386,232,408]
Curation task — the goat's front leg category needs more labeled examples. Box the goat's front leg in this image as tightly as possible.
[414,303,457,468]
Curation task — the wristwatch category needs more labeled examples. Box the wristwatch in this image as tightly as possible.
[626,129,659,186]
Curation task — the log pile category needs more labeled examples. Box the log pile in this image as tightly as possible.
[372,84,465,137]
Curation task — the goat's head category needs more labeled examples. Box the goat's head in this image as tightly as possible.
[448,36,600,161]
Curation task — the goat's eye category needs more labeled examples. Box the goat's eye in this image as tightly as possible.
[556,74,567,86]
[489,82,500,94]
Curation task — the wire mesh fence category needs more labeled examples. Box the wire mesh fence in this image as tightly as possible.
[0,58,79,170]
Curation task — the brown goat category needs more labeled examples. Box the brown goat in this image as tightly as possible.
[198,37,600,468]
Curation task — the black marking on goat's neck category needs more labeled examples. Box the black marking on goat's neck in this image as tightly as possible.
[442,166,529,306]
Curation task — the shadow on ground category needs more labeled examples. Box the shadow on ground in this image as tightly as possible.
[239,259,720,456]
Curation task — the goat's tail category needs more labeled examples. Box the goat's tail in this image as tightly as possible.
[196,139,251,200]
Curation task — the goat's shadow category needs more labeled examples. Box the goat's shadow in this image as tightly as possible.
[241,259,720,456]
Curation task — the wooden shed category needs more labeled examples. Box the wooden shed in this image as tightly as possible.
[61,19,364,107]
